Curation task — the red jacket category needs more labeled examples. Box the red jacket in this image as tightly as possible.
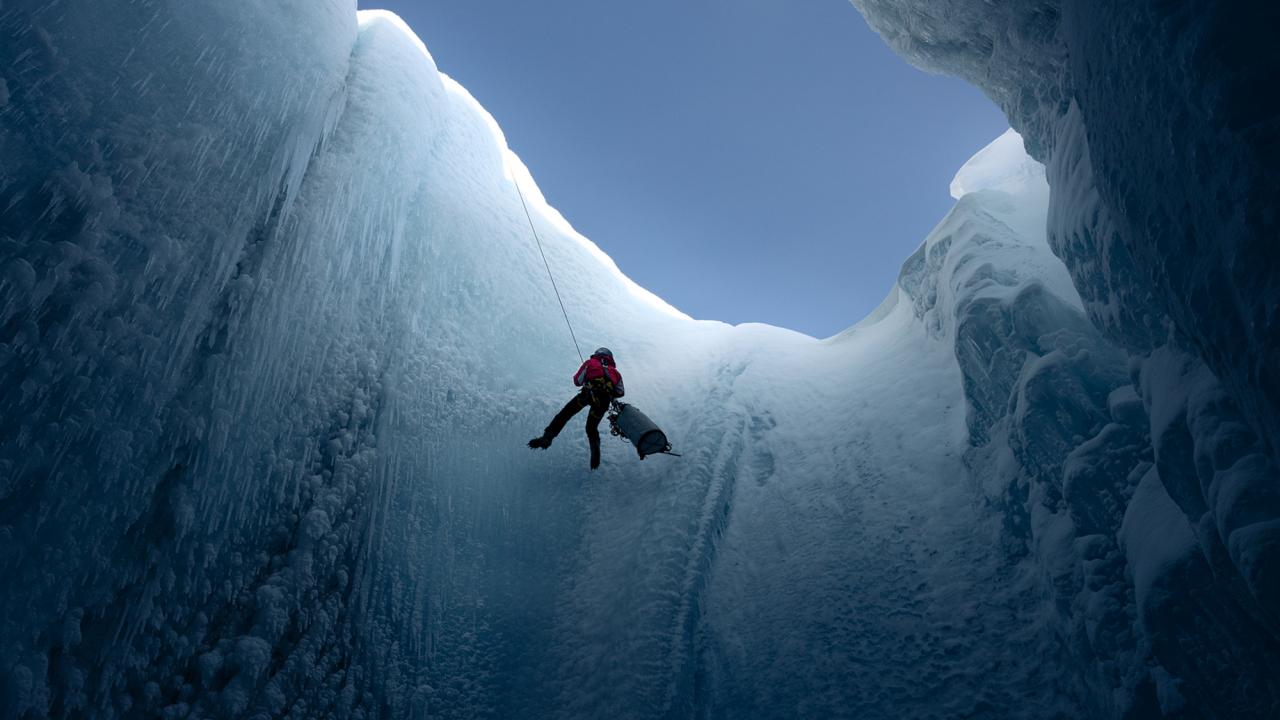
[574,357,624,397]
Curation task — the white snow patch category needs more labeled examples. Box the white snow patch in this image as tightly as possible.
[950,129,1045,199]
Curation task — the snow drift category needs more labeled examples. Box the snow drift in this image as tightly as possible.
[0,1,1276,718]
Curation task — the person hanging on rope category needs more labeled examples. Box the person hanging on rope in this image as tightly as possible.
[528,347,625,470]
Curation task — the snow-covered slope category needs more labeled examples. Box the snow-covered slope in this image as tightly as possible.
[1,2,1276,718]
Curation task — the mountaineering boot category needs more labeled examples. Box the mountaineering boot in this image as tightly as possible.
[589,444,601,470]
[528,435,552,450]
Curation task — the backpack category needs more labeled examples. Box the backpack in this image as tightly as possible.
[582,358,623,398]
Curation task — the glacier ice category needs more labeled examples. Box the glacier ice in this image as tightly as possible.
[851,0,1280,715]
[1,1,1277,718]
[948,129,1047,201]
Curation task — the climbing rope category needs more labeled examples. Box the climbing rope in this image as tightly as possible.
[514,177,584,364]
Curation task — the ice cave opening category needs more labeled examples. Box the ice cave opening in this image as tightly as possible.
[1,2,1277,719]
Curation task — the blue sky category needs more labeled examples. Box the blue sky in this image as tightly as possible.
[359,0,1008,338]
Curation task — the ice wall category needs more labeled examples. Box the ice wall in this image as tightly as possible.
[0,1,367,715]
[0,3,730,716]
[850,1,1280,715]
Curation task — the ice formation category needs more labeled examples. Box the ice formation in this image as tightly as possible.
[850,1,1280,714]
[0,1,1275,718]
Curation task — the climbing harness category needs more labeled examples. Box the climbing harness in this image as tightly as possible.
[608,401,681,460]
[514,177,584,364]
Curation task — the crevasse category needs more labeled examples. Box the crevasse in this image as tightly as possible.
[1,2,1276,719]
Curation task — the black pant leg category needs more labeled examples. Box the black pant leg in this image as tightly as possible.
[544,392,588,439]
[585,393,610,466]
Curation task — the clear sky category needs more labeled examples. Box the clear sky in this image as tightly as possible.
[358,0,1009,338]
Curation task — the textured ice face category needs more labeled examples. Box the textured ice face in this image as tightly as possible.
[853,0,1280,455]
[852,0,1280,715]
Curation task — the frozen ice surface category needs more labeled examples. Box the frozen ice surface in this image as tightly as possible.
[1,1,1277,718]
[949,129,1046,200]
[852,0,1280,716]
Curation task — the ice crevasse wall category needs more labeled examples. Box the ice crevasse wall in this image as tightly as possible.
[850,0,1280,712]
[1,1,1278,718]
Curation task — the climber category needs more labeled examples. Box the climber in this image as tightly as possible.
[528,347,625,470]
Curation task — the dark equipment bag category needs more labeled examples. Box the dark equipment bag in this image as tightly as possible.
[608,402,678,459]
